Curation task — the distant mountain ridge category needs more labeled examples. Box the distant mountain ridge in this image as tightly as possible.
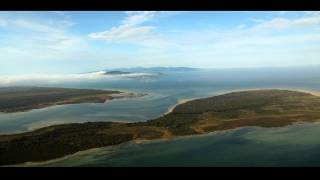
[81,67,201,78]
[110,67,201,72]
[84,67,200,74]
[82,70,162,78]
[103,71,132,75]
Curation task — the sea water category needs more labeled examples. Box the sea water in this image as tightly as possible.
[1,67,320,166]
[35,122,320,167]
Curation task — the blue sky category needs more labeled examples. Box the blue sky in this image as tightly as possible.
[0,11,320,74]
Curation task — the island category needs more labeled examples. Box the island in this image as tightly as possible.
[104,71,133,75]
[87,70,162,78]
[1,89,320,165]
[0,87,139,113]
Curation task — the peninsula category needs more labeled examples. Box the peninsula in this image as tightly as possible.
[0,87,137,113]
[1,89,320,165]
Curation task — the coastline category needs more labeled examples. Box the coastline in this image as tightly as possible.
[163,98,199,116]
[0,90,143,114]
[13,139,157,167]
[2,88,320,166]
[9,146,117,167]
[163,88,320,117]
[15,120,320,167]
[291,89,320,97]
[214,87,320,97]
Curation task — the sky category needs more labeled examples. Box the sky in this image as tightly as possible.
[0,11,320,75]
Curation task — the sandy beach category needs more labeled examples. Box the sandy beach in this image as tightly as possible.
[4,88,320,166]
[161,88,320,118]
[164,98,199,115]
[211,88,320,97]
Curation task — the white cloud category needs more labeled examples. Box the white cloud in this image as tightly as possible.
[0,14,72,33]
[0,13,89,66]
[123,11,155,26]
[12,19,61,33]
[89,11,156,42]
[0,73,103,86]
[1,11,320,73]
[89,11,173,48]
[250,12,320,32]
[139,12,320,68]
[0,71,161,86]
[89,25,155,41]
[0,18,8,27]
[90,11,320,69]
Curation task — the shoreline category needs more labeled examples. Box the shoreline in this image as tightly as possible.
[14,120,320,167]
[0,90,144,114]
[162,88,320,117]
[2,88,320,166]
[215,87,320,97]
[8,146,116,167]
[163,98,199,116]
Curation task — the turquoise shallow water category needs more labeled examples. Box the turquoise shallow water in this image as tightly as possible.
[28,122,320,167]
[2,67,320,166]
[1,67,320,134]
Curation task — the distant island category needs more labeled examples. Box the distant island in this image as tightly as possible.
[1,89,320,165]
[82,67,201,79]
[103,71,133,75]
[0,87,140,113]
[111,67,200,73]
[85,70,162,78]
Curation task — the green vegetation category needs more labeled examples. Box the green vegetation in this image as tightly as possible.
[1,89,320,165]
[0,122,133,165]
[0,87,121,113]
[141,114,200,135]
[143,89,320,134]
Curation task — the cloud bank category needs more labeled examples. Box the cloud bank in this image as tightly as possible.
[1,11,320,74]
[0,71,161,86]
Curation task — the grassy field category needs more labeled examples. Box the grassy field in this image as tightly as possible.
[0,87,121,113]
[1,89,320,165]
